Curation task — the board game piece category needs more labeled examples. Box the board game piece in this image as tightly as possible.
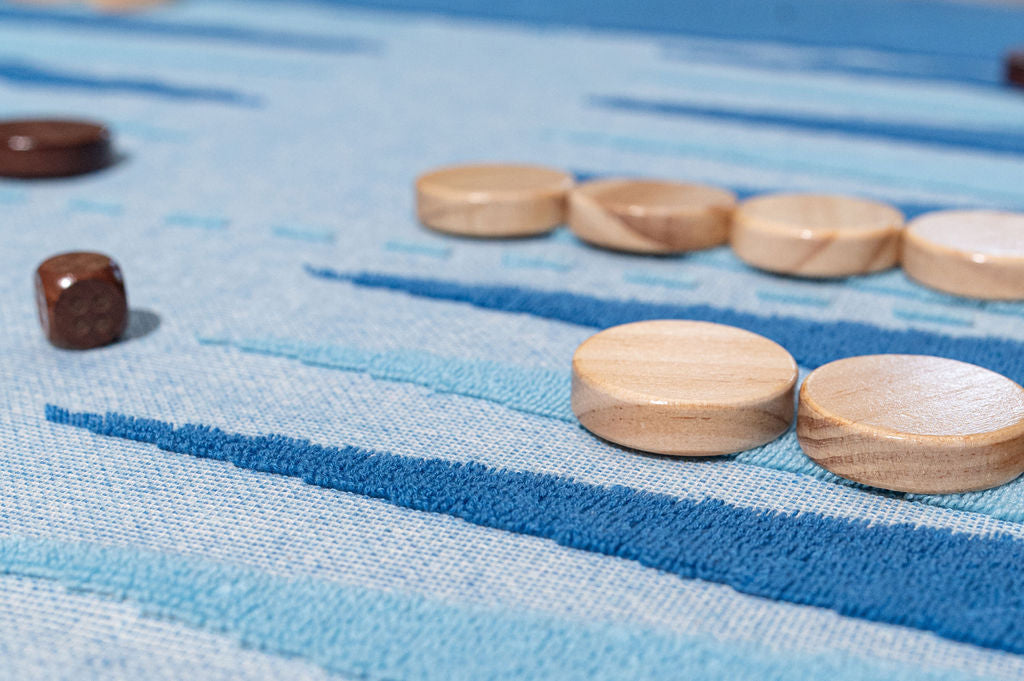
[902,209,1024,300]
[0,119,112,178]
[730,193,904,277]
[567,178,736,253]
[798,354,1024,494]
[35,252,127,350]
[1007,50,1024,88]
[416,163,574,237]
[571,320,797,456]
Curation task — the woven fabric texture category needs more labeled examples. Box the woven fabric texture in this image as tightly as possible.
[1,0,1024,679]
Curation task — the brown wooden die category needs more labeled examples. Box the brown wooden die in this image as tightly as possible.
[35,252,127,349]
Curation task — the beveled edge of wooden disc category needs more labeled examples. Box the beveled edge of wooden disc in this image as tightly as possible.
[573,320,797,408]
[567,178,736,253]
[730,192,904,277]
[573,178,737,216]
[415,163,574,237]
[902,209,1024,300]
[904,210,1024,260]
[733,192,905,238]
[571,320,798,456]
[796,354,1024,493]
[415,163,574,202]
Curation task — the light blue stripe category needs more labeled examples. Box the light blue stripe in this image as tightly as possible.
[0,59,261,106]
[202,334,1024,524]
[0,6,378,54]
[197,336,574,421]
[755,289,832,308]
[501,253,573,273]
[111,120,189,143]
[622,271,699,291]
[589,95,1024,157]
[0,30,324,80]
[164,213,229,230]
[892,307,974,328]
[642,66,1024,129]
[557,129,1024,207]
[67,198,124,216]
[271,224,336,243]
[383,240,451,258]
[0,187,27,204]
[0,536,985,681]
[658,38,998,86]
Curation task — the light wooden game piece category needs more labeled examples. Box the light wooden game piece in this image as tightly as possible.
[798,354,1024,494]
[416,163,574,237]
[567,179,736,253]
[571,320,797,456]
[901,210,1024,300]
[730,193,904,277]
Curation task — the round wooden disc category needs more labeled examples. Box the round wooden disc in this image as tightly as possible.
[902,210,1024,300]
[730,193,903,277]
[571,320,797,456]
[416,163,574,237]
[798,355,1024,494]
[567,178,736,253]
[0,119,112,179]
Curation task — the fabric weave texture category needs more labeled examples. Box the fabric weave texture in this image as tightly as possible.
[1,0,1024,679]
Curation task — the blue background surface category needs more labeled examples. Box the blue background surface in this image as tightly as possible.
[1,0,1024,678]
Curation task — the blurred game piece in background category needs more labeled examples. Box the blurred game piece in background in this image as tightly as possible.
[1008,49,1024,88]
[0,119,113,179]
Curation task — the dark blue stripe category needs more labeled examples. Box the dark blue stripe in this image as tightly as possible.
[570,170,962,219]
[304,266,1024,386]
[0,7,378,54]
[655,38,999,87]
[277,0,1024,59]
[46,404,1024,656]
[658,42,999,88]
[0,60,259,105]
[589,95,1024,157]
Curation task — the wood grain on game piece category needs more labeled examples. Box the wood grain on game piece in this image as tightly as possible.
[797,354,1024,494]
[902,209,1024,300]
[0,119,112,179]
[35,252,127,350]
[567,179,736,253]
[730,193,904,277]
[571,320,797,456]
[416,164,574,237]
[1007,50,1024,88]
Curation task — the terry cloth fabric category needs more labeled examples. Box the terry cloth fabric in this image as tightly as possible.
[2,1,1024,679]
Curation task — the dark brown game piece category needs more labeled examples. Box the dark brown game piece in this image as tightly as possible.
[1007,50,1024,88]
[35,252,127,350]
[0,119,113,178]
